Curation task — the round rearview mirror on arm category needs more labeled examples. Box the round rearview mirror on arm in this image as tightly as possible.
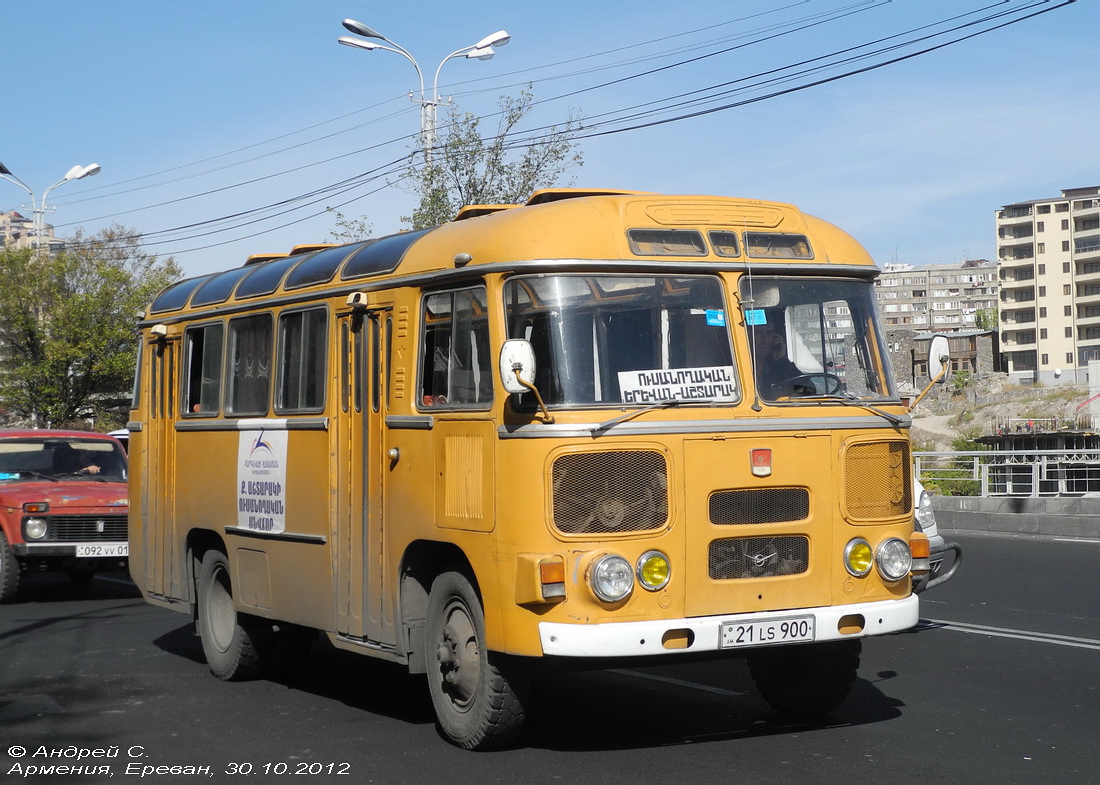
[500,339,536,395]
[927,335,950,383]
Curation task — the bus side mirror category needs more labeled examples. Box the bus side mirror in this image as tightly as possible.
[910,334,951,411]
[500,339,537,395]
[927,335,949,383]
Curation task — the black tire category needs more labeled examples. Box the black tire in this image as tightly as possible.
[196,549,269,681]
[747,639,862,718]
[425,569,529,750]
[0,531,21,603]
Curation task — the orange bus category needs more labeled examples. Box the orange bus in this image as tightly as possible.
[129,189,923,749]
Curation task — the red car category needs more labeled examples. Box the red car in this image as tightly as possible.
[0,429,129,602]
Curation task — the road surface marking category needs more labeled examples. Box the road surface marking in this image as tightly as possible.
[922,618,1100,651]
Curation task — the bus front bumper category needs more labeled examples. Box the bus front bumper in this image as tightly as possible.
[538,594,918,658]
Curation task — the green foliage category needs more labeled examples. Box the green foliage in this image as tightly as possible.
[949,370,971,395]
[973,307,998,331]
[0,226,182,429]
[402,87,585,229]
[326,208,372,244]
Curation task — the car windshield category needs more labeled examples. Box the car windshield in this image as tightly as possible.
[504,274,737,408]
[0,438,128,482]
[740,276,897,401]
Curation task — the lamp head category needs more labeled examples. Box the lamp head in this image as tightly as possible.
[466,46,495,61]
[342,19,384,39]
[475,30,510,49]
[338,36,380,51]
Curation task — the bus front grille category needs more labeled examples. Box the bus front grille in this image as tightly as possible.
[708,536,809,579]
[551,450,668,534]
[709,488,809,524]
[844,440,911,520]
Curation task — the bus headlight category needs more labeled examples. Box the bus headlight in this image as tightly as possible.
[23,517,48,540]
[589,554,634,603]
[876,538,912,582]
[844,538,873,577]
[636,550,670,591]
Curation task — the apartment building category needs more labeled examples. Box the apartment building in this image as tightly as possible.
[0,209,63,254]
[876,259,999,330]
[997,185,1100,385]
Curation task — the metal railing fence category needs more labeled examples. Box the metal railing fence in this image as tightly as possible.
[914,449,1100,497]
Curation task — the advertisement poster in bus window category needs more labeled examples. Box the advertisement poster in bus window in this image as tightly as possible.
[237,429,288,533]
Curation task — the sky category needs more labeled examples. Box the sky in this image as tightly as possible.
[1,0,1095,278]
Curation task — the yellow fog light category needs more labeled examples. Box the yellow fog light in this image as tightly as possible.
[636,550,671,591]
[844,538,873,577]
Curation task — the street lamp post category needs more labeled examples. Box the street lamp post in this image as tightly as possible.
[0,161,102,255]
[337,20,510,159]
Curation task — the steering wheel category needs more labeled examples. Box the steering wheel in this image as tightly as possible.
[771,372,843,397]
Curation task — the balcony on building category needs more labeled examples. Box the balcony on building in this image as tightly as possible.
[997,205,1034,222]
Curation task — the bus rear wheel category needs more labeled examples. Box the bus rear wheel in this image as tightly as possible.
[425,569,529,750]
[747,639,861,718]
[196,549,268,681]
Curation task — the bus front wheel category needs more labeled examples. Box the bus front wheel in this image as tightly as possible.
[196,549,268,681]
[747,639,861,718]
[425,569,529,750]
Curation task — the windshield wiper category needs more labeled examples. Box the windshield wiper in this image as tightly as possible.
[591,399,714,435]
[793,393,904,425]
[15,471,60,482]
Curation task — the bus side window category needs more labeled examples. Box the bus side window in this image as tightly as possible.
[419,288,492,408]
[276,307,328,413]
[226,314,273,416]
[183,322,224,415]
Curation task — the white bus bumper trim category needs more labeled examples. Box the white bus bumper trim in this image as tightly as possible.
[538,595,919,657]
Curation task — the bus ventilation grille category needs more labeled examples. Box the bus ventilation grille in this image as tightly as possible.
[709,488,809,525]
[551,450,668,535]
[708,536,809,580]
[844,441,911,520]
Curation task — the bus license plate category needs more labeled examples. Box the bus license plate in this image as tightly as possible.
[720,616,815,649]
[76,544,129,558]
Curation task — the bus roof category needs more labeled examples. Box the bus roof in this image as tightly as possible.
[145,190,876,319]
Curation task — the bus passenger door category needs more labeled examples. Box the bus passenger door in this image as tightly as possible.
[335,310,394,647]
[142,336,179,599]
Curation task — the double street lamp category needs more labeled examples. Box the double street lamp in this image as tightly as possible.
[338,19,510,157]
[0,161,102,254]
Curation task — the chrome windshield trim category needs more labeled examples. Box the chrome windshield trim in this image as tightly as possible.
[498,414,909,438]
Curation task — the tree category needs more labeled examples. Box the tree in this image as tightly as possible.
[325,207,373,244]
[0,225,182,429]
[974,307,998,331]
[402,87,584,229]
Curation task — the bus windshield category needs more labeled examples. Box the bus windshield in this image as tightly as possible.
[741,276,897,402]
[504,274,737,407]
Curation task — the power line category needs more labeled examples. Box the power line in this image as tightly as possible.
[55,0,1078,260]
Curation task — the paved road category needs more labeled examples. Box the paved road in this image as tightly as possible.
[1,531,1097,784]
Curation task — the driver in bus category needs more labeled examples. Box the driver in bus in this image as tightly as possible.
[749,312,808,397]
